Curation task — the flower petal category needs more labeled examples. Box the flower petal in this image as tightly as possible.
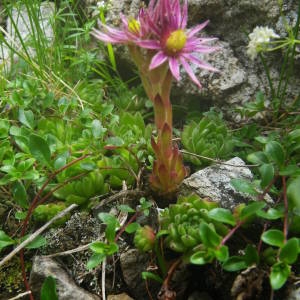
[137,39,161,49]
[181,0,188,29]
[91,29,125,43]
[169,57,180,81]
[183,54,219,72]
[187,20,209,38]
[149,51,168,70]
[180,57,202,88]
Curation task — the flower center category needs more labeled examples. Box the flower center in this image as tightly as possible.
[165,29,187,54]
[128,18,140,35]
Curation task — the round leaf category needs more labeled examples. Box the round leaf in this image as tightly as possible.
[40,276,58,300]
[190,251,211,265]
[230,179,258,196]
[200,222,221,248]
[0,230,16,250]
[265,141,285,166]
[86,253,105,270]
[222,256,247,272]
[125,222,140,233]
[270,262,290,290]
[240,202,266,221]
[287,176,300,210]
[256,208,284,220]
[259,163,274,188]
[12,181,28,208]
[279,238,299,264]
[261,229,284,247]
[208,208,236,226]
[18,109,35,129]
[29,134,51,166]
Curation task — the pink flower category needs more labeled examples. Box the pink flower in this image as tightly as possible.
[92,0,218,88]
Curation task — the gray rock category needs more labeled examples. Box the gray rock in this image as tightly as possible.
[42,212,103,294]
[286,284,300,300]
[7,2,54,44]
[107,293,134,300]
[173,40,247,106]
[94,0,300,115]
[0,2,55,70]
[29,256,100,300]
[182,157,270,209]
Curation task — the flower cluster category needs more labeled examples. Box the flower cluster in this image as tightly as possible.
[247,26,280,60]
[92,0,218,88]
[92,0,218,194]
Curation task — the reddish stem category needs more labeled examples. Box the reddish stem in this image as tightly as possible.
[258,175,278,201]
[157,258,181,300]
[19,154,89,299]
[114,211,139,242]
[21,154,90,236]
[221,221,244,246]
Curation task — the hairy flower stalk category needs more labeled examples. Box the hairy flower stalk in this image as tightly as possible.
[92,0,218,194]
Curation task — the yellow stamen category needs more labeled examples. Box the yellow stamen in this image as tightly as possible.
[165,29,187,54]
[128,18,140,35]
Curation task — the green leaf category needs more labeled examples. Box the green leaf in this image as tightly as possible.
[0,230,16,250]
[287,176,300,210]
[40,276,58,300]
[256,208,284,220]
[80,163,96,171]
[18,109,35,129]
[15,211,27,220]
[265,141,285,166]
[244,245,259,265]
[125,222,140,233]
[0,119,9,138]
[259,163,274,188]
[118,204,135,213]
[240,202,266,221]
[279,165,300,176]
[230,179,259,196]
[86,253,106,270]
[261,229,284,247]
[270,262,290,290]
[29,134,51,166]
[12,181,28,208]
[200,222,221,248]
[89,241,118,255]
[141,272,163,283]
[279,238,299,264]
[208,208,236,226]
[24,235,47,249]
[98,213,120,243]
[222,256,247,272]
[105,136,124,147]
[54,152,69,169]
[215,245,229,262]
[98,212,120,227]
[247,151,268,164]
[91,119,106,139]
[190,250,211,265]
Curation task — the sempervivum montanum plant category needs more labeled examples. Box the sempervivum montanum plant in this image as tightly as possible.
[92,0,218,194]
[182,113,234,167]
[160,194,229,261]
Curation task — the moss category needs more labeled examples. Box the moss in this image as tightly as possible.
[0,257,31,294]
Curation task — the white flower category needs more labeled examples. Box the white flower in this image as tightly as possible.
[97,1,105,8]
[247,26,280,60]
